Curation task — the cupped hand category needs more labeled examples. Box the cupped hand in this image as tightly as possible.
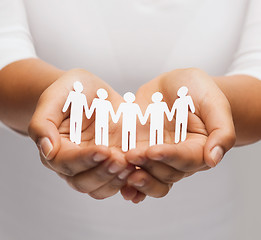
[29,69,134,199]
[121,68,236,203]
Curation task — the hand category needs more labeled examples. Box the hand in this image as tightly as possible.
[29,69,134,199]
[121,68,236,203]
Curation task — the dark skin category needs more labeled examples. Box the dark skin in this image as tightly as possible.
[1,59,261,203]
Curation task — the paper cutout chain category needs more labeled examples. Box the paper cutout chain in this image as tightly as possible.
[62,81,195,152]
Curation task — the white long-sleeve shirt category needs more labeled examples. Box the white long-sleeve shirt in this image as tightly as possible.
[0,0,260,239]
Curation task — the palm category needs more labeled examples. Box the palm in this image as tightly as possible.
[32,68,234,202]
[57,96,123,156]
[134,72,209,172]
[121,69,234,202]
[36,69,126,179]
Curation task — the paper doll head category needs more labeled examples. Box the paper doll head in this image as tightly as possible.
[97,88,108,100]
[123,92,135,103]
[73,81,83,93]
[152,92,163,103]
[177,86,188,97]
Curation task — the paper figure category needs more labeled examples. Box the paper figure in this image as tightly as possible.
[113,92,144,152]
[86,88,115,146]
[142,92,172,146]
[171,86,195,143]
[62,81,88,144]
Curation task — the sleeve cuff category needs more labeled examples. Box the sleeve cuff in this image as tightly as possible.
[0,30,37,70]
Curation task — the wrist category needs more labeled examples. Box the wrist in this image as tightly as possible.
[213,75,261,145]
[0,58,64,133]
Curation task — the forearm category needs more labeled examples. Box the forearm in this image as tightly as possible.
[214,75,261,146]
[0,58,64,134]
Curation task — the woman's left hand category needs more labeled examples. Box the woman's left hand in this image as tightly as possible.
[121,68,236,203]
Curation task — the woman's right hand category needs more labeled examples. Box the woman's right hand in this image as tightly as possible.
[28,69,134,199]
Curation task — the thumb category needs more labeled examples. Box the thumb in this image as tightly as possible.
[203,98,236,168]
[28,93,63,161]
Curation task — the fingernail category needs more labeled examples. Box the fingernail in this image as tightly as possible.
[108,162,123,174]
[93,153,108,162]
[133,180,145,187]
[118,169,131,180]
[38,137,53,160]
[150,155,163,161]
[210,146,224,167]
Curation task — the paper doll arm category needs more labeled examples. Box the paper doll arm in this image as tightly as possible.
[109,103,117,123]
[140,106,150,125]
[62,92,72,112]
[163,103,173,121]
[113,105,122,123]
[83,95,89,116]
[86,99,96,119]
[188,96,195,113]
[170,101,177,118]
[137,106,145,125]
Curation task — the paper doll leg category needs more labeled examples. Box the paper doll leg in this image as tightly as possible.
[175,122,181,144]
[150,128,156,146]
[157,128,164,145]
[181,121,188,142]
[95,125,102,145]
[75,121,82,145]
[102,126,109,147]
[122,130,128,152]
[129,130,136,150]
[70,120,76,143]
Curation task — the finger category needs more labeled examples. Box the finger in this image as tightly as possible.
[28,70,98,160]
[127,169,171,198]
[131,191,146,204]
[64,150,127,193]
[28,82,70,160]
[121,185,139,201]
[146,137,206,172]
[201,91,236,167]
[121,185,147,204]
[46,143,111,176]
[28,104,61,161]
[88,165,134,199]
[40,154,55,171]
[126,148,185,184]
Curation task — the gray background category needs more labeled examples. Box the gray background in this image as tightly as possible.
[0,125,261,239]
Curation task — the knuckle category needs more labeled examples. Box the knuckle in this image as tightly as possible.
[93,169,111,182]
[81,160,96,170]
[66,177,88,193]
[162,170,185,184]
[181,160,199,172]
[109,178,124,190]
[225,130,236,148]
[58,162,75,176]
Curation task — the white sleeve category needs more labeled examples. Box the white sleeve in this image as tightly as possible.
[0,0,37,70]
[226,0,261,80]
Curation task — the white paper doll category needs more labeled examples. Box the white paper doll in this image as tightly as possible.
[62,81,88,144]
[142,92,172,146]
[171,86,195,143]
[113,92,144,152]
[86,88,115,146]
